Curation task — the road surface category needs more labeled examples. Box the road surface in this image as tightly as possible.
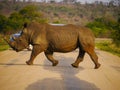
[0,49,120,90]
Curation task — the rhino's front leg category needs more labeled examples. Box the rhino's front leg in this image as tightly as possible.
[44,51,58,66]
[26,45,44,65]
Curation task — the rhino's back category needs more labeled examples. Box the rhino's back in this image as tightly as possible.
[46,24,80,52]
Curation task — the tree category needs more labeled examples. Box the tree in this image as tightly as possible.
[111,16,120,47]
[8,12,24,30]
[0,14,7,33]
[19,5,46,23]
[86,18,112,38]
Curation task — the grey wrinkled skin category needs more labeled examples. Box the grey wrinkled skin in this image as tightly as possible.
[5,22,101,69]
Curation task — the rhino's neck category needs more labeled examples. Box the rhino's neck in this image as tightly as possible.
[24,29,34,45]
[23,23,47,45]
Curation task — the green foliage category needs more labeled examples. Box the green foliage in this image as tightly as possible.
[96,41,120,57]
[87,17,120,46]
[0,5,47,34]
[111,23,120,47]
[0,34,9,51]
[86,18,110,37]
[20,5,41,21]
[19,5,47,23]
[8,12,24,29]
[0,14,8,33]
[0,13,23,34]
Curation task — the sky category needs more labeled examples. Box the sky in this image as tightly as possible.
[35,0,110,3]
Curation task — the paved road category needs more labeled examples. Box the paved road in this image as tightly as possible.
[0,49,120,90]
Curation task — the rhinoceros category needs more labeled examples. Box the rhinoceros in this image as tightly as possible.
[5,22,101,69]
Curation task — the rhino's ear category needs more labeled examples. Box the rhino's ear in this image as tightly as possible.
[24,23,28,28]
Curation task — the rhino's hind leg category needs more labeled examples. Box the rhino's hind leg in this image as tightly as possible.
[71,48,85,68]
[26,61,33,65]
[86,48,101,69]
[44,51,58,66]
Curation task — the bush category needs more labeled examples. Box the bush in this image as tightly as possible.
[86,18,110,37]
[87,17,120,47]
[0,14,8,33]
[0,5,47,34]
[19,5,46,23]
[8,12,24,29]
[111,23,120,47]
[96,41,120,57]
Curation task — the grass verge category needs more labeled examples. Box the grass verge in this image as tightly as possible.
[0,44,9,51]
[0,35,9,51]
[96,41,120,57]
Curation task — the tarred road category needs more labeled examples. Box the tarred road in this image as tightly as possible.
[0,49,120,90]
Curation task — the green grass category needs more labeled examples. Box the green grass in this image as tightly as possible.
[96,41,120,57]
[0,35,10,51]
[0,44,9,51]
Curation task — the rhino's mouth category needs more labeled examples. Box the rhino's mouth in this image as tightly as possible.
[11,45,21,52]
[15,49,19,52]
[14,47,23,52]
[11,46,19,52]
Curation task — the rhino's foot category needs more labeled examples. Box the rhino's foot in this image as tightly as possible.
[94,63,101,69]
[71,63,78,68]
[52,60,58,66]
[26,61,33,65]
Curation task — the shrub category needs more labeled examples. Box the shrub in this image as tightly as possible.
[86,18,110,37]
[0,5,47,34]
[111,23,120,47]
[0,14,8,33]
[19,5,46,23]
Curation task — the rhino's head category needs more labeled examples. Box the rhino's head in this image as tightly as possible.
[4,35,29,52]
[4,23,29,52]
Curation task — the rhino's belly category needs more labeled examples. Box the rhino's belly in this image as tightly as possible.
[47,34,79,52]
[48,42,78,53]
[56,46,78,53]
